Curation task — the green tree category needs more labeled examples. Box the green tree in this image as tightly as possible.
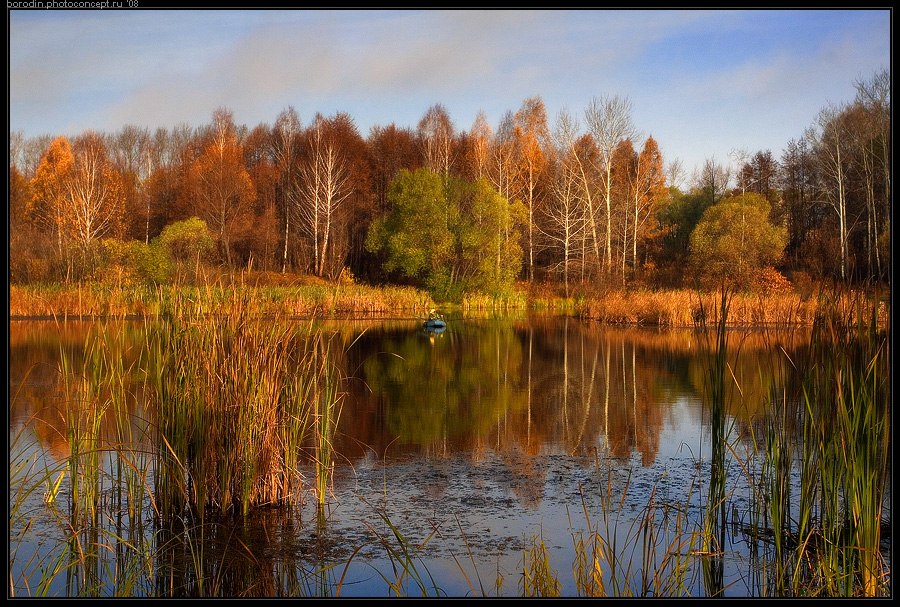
[689,193,787,290]
[454,176,524,295]
[366,168,522,300]
[366,167,454,282]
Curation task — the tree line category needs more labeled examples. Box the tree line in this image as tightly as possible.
[9,70,890,294]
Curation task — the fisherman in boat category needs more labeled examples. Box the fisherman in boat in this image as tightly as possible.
[427,309,442,321]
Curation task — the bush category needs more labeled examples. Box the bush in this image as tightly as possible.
[155,217,215,284]
[689,193,787,291]
[753,267,793,295]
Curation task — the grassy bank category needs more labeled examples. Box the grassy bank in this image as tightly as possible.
[9,278,435,319]
[10,278,887,329]
[574,287,888,328]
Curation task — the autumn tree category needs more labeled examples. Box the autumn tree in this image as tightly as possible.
[243,122,280,270]
[28,136,74,257]
[186,108,256,266]
[610,138,636,279]
[689,192,787,290]
[630,137,667,274]
[514,96,550,282]
[9,164,32,234]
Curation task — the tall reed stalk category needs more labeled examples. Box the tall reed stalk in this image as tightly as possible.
[149,283,345,518]
[695,287,745,596]
[748,286,889,597]
[310,333,344,513]
[794,288,889,596]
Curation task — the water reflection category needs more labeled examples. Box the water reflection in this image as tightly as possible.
[9,316,813,597]
[9,316,807,470]
[334,317,805,468]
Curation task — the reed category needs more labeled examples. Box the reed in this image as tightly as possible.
[745,285,890,597]
[696,289,736,556]
[147,282,352,518]
[309,332,345,512]
[793,287,889,596]
[361,510,443,597]
[574,287,854,328]
[568,462,701,597]
[461,291,529,311]
[520,528,561,597]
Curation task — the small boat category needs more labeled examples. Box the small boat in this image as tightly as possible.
[423,319,447,332]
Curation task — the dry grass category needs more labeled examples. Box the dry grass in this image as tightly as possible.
[10,278,887,330]
[575,288,885,328]
[9,280,434,319]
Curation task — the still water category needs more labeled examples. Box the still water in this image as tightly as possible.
[9,315,812,597]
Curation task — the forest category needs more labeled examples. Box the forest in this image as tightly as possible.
[8,69,890,299]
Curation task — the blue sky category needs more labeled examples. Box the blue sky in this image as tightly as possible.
[8,9,890,185]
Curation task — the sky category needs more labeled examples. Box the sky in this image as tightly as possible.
[8,8,891,185]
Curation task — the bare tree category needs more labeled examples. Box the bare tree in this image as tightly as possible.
[272,106,302,272]
[555,108,603,278]
[694,157,731,205]
[545,118,588,296]
[853,69,890,278]
[665,158,685,193]
[467,110,492,180]
[585,95,638,272]
[417,104,455,177]
[807,104,852,280]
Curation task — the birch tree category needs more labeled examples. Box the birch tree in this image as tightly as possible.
[300,113,354,277]
[555,109,602,278]
[545,128,586,296]
[66,131,126,247]
[585,95,637,272]
[417,104,455,177]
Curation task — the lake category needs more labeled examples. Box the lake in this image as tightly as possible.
[8,313,889,597]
